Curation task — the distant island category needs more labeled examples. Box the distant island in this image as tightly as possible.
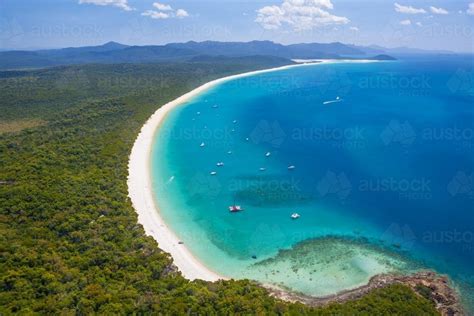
[0,40,424,70]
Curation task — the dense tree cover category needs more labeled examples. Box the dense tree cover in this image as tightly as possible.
[0,61,439,315]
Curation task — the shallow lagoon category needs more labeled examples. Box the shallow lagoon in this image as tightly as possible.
[151,57,474,306]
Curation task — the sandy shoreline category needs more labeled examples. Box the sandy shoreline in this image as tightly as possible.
[127,59,379,282]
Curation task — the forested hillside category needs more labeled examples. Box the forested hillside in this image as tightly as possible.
[0,60,439,315]
[0,41,397,70]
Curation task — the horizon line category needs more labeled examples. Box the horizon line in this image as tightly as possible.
[2,39,473,54]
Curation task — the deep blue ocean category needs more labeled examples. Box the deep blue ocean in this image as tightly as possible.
[151,56,474,308]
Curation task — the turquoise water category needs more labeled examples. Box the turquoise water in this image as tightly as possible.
[151,57,474,306]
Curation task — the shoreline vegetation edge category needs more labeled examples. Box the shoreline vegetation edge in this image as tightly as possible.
[127,59,462,313]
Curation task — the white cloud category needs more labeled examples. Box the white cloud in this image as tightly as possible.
[430,6,448,15]
[153,2,173,11]
[142,2,190,19]
[394,3,426,14]
[416,21,422,26]
[468,3,474,15]
[176,9,189,18]
[142,10,170,19]
[255,0,349,31]
[349,26,359,31]
[78,0,133,11]
[400,19,412,25]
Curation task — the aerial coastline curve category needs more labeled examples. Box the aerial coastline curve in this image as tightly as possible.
[127,59,380,282]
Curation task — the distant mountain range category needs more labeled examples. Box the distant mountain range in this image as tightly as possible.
[0,40,457,70]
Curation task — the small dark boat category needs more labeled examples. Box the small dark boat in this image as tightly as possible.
[229,205,243,212]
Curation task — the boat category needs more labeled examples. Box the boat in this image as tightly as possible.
[323,96,343,105]
[212,104,219,108]
[200,142,205,147]
[265,152,271,157]
[229,205,243,212]
[291,213,300,219]
[246,137,249,141]
[210,171,217,175]
[259,167,266,171]
[217,162,224,167]
[288,165,296,170]
[197,111,201,115]
[233,120,237,124]
[227,151,232,154]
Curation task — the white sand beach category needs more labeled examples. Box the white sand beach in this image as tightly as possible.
[127,59,378,282]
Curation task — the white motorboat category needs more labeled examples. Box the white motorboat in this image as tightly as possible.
[291,213,300,219]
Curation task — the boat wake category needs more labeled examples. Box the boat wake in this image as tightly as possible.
[323,97,342,105]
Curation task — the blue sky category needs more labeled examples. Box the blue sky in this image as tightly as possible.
[1,0,473,52]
